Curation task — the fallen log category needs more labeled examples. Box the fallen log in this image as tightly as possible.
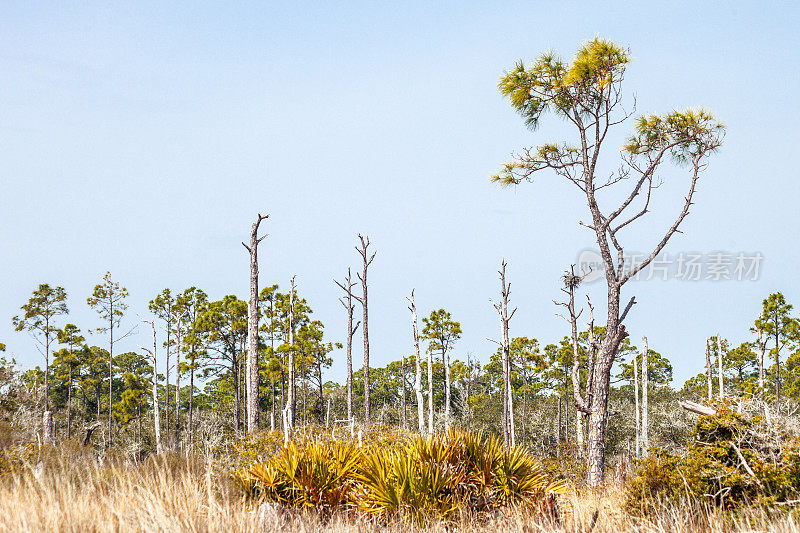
[679,400,716,416]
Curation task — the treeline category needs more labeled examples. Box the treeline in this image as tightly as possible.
[4,271,799,458]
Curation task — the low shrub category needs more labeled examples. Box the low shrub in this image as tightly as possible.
[237,428,564,523]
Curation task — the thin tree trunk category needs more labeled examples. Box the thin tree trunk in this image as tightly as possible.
[427,346,434,434]
[705,339,713,400]
[67,364,72,439]
[633,356,640,459]
[401,354,407,429]
[164,317,170,446]
[175,323,182,451]
[354,235,375,428]
[244,214,268,433]
[641,336,648,457]
[234,355,241,433]
[716,334,724,398]
[444,346,451,430]
[407,290,425,434]
[286,276,296,427]
[335,270,360,423]
[774,309,780,414]
[556,397,562,447]
[144,320,162,455]
[108,310,114,448]
[757,330,765,401]
[492,260,516,447]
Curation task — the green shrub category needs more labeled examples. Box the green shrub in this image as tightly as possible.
[237,428,564,522]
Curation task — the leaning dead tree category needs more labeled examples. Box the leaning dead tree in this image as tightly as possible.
[243,213,268,433]
[334,269,361,423]
[407,290,426,434]
[140,318,162,454]
[490,260,517,447]
[494,39,725,484]
[352,235,376,427]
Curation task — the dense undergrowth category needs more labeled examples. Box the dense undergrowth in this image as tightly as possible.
[625,401,800,515]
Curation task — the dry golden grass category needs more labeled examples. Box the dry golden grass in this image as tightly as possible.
[0,445,798,532]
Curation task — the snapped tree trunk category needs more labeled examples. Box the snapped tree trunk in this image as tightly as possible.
[243,213,268,433]
[492,260,517,447]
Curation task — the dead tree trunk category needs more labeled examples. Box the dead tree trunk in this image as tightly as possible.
[491,260,517,447]
[716,334,724,398]
[633,355,640,459]
[705,339,713,400]
[757,330,765,401]
[407,290,425,434]
[286,276,297,428]
[641,336,648,457]
[335,270,360,423]
[141,319,162,454]
[556,266,586,454]
[243,213,268,433]
[173,309,184,451]
[353,235,375,427]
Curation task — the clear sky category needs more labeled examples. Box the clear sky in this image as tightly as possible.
[1,1,798,386]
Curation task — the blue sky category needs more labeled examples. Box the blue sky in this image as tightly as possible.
[1,1,798,386]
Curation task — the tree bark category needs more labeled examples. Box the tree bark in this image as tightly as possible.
[43,410,54,445]
[243,213,268,433]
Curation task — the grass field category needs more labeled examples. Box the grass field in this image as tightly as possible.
[1,443,798,533]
